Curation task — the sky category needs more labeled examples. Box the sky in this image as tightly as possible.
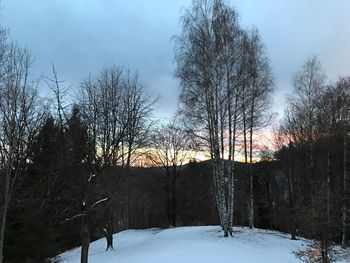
[1,0,350,122]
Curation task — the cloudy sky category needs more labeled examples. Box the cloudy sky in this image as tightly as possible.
[1,0,350,121]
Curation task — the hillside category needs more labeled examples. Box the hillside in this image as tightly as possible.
[57,226,349,263]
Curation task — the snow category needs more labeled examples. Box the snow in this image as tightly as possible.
[90,197,109,209]
[88,173,96,182]
[57,226,349,263]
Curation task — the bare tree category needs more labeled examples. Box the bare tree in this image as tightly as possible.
[343,124,348,248]
[122,70,155,168]
[245,28,274,228]
[45,64,70,162]
[46,68,99,262]
[282,56,326,236]
[79,65,154,168]
[274,129,299,240]
[175,0,274,236]
[77,65,155,259]
[0,43,46,263]
[174,0,246,237]
[332,78,350,248]
[77,66,125,261]
[319,77,350,247]
[148,118,193,226]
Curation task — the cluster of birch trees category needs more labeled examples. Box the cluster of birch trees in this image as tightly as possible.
[174,0,273,236]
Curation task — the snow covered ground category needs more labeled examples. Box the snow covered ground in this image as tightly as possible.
[57,226,349,263]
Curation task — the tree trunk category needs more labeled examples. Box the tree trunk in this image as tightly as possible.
[0,166,11,263]
[214,157,230,237]
[126,141,132,168]
[310,142,316,236]
[249,162,254,228]
[0,199,9,263]
[242,88,248,164]
[105,208,114,251]
[105,223,113,251]
[288,142,297,240]
[121,140,125,167]
[248,95,255,229]
[321,241,329,263]
[326,149,331,226]
[80,216,90,263]
[171,187,177,227]
[229,91,238,233]
[342,134,347,247]
[243,109,250,228]
[167,184,176,227]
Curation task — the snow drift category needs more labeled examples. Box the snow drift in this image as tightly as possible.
[57,226,349,263]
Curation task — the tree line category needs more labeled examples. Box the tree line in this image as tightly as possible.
[276,56,350,262]
[0,0,349,263]
[0,25,158,262]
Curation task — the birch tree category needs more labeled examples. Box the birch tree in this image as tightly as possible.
[293,56,326,235]
[245,28,273,228]
[174,0,245,237]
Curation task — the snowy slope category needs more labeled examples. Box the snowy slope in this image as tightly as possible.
[57,226,349,263]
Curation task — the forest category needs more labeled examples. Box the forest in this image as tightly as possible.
[0,1,350,263]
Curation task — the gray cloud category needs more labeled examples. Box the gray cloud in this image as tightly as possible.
[1,0,349,119]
